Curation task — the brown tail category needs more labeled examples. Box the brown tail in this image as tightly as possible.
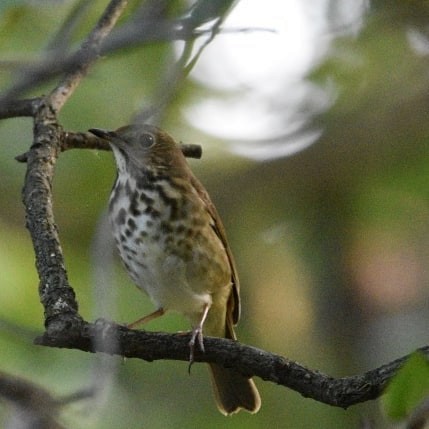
[208,363,261,415]
[207,317,261,415]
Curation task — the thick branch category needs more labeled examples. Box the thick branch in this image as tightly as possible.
[21,102,81,331]
[16,1,130,337]
[34,319,429,409]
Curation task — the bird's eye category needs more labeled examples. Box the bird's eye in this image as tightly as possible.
[141,133,155,148]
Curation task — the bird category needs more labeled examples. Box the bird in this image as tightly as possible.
[89,124,261,415]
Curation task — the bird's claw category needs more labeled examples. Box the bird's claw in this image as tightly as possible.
[188,327,205,374]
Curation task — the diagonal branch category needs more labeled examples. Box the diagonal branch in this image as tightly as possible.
[48,0,129,112]
[0,0,128,109]
[0,1,239,109]
[0,370,94,429]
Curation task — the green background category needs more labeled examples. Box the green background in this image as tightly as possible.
[1,1,429,427]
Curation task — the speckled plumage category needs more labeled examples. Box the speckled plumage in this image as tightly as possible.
[89,124,261,415]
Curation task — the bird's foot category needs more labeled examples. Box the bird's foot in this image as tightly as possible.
[187,303,210,373]
[188,326,205,374]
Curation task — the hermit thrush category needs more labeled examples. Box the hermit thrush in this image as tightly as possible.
[89,124,261,415]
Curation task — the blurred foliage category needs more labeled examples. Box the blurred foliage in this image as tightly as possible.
[0,0,429,428]
[382,352,429,421]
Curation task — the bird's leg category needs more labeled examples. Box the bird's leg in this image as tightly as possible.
[188,303,210,368]
[127,308,165,329]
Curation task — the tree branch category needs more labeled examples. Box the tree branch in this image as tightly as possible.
[16,131,202,162]
[34,318,429,409]
[18,1,129,333]
[0,98,40,119]
[60,131,202,159]
[0,370,65,429]
[22,102,82,332]
[48,0,129,112]
[0,370,94,429]
[0,0,128,108]
[0,1,237,108]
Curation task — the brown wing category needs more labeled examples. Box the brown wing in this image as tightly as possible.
[189,174,241,327]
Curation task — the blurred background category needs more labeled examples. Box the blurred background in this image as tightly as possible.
[1,0,429,427]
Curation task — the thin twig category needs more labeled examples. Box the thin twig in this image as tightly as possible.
[0,1,246,109]
[16,131,202,162]
[0,1,128,109]
[0,98,40,119]
[62,131,111,152]
[183,18,223,76]
[48,0,129,112]
[45,0,92,55]
[60,131,202,158]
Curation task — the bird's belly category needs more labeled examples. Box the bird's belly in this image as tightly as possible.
[113,214,217,316]
[109,182,231,319]
[130,241,212,315]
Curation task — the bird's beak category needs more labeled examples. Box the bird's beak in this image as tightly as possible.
[89,128,117,140]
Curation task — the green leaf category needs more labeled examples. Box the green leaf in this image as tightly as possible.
[382,352,429,420]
